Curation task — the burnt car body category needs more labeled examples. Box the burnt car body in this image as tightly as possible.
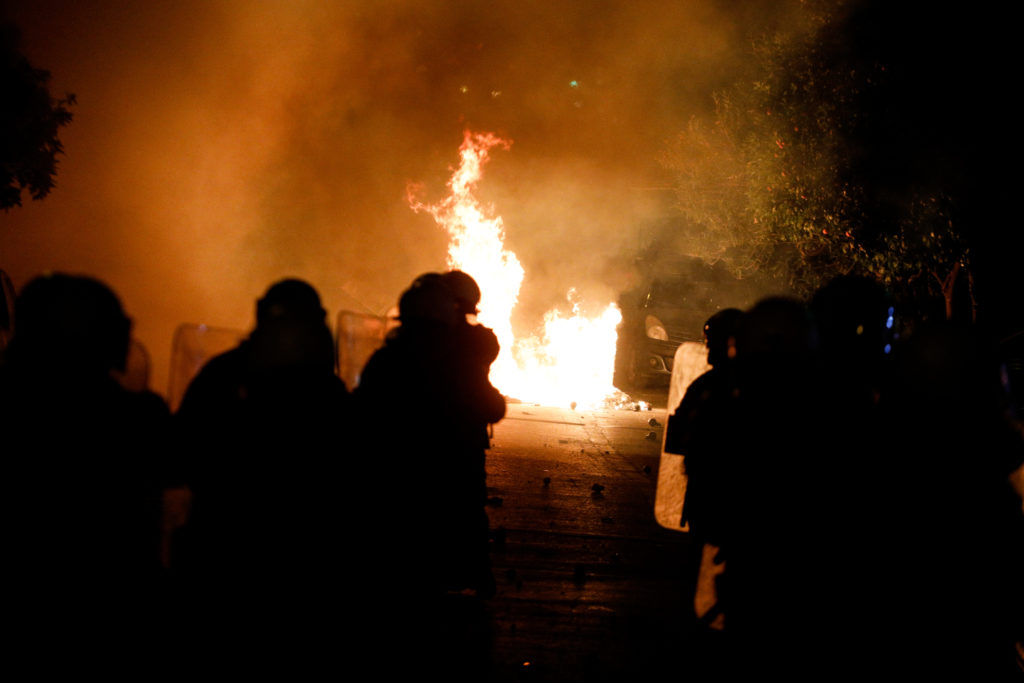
[613,259,757,391]
[614,278,713,389]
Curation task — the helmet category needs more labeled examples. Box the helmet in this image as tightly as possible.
[398,273,459,325]
[12,272,131,374]
[256,278,325,326]
[441,270,481,315]
[703,307,744,367]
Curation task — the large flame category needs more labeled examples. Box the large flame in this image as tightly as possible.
[408,131,622,409]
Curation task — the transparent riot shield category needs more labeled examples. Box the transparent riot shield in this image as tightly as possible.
[335,309,391,390]
[167,323,245,412]
[653,340,710,532]
[113,338,153,393]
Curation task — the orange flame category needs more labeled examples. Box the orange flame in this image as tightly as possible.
[409,131,622,409]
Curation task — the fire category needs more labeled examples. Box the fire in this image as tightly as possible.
[408,131,622,409]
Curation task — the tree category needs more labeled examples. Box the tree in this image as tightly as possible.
[662,1,984,323]
[1,22,75,210]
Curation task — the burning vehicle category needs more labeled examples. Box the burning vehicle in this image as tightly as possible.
[614,257,755,391]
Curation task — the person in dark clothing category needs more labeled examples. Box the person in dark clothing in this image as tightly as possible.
[440,270,504,591]
[810,274,893,411]
[662,308,744,643]
[355,273,506,598]
[171,278,350,658]
[664,307,743,540]
[873,321,1024,679]
[441,269,501,383]
[0,272,172,669]
[665,284,1023,679]
[440,269,503,576]
[693,297,829,677]
[352,273,506,680]
[175,278,341,420]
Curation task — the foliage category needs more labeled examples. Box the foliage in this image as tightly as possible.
[662,1,974,321]
[1,23,75,210]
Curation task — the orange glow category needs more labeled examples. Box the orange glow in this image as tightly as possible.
[409,131,622,409]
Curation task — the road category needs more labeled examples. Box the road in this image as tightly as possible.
[450,396,704,682]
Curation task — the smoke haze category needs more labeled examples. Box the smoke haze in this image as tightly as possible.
[1,0,799,396]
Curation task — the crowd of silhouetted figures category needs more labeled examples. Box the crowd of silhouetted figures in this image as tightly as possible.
[0,271,503,674]
[0,270,1021,678]
[665,275,1024,679]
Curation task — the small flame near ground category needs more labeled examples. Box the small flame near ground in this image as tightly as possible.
[408,131,629,409]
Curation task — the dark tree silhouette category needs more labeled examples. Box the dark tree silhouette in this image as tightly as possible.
[1,22,74,210]
[661,0,1008,326]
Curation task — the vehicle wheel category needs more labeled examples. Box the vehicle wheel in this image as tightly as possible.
[614,340,646,392]
[613,339,634,392]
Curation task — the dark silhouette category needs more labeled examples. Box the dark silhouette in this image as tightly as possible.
[0,268,14,352]
[0,272,171,666]
[661,307,743,674]
[669,284,1024,679]
[665,307,743,540]
[441,269,502,584]
[1,22,75,209]
[709,293,880,677]
[356,273,505,595]
[441,269,501,392]
[810,274,893,409]
[171,278,350,659]
[681,296,830,677]
[352,272,506,679]
[873,320,1024,678]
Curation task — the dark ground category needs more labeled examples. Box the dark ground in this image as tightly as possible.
[429,399,713,682]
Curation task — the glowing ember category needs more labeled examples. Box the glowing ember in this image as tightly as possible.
[408,131,622,409]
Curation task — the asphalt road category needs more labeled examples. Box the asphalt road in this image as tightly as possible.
[443,397,706,682]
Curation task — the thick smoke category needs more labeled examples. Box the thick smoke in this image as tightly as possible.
[0,0,798,396]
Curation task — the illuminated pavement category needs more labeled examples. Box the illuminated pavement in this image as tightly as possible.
[453,399,702,682]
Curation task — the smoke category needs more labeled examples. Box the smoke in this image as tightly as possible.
[0,0,798,396]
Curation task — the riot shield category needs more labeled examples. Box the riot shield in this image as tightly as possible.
[335,309,390,390]
[653,340,710,531]
[113,338,153,393]
[167,323,245,412]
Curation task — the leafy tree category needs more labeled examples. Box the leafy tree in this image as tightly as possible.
[1,22,75,210]
[663,1,981,323]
